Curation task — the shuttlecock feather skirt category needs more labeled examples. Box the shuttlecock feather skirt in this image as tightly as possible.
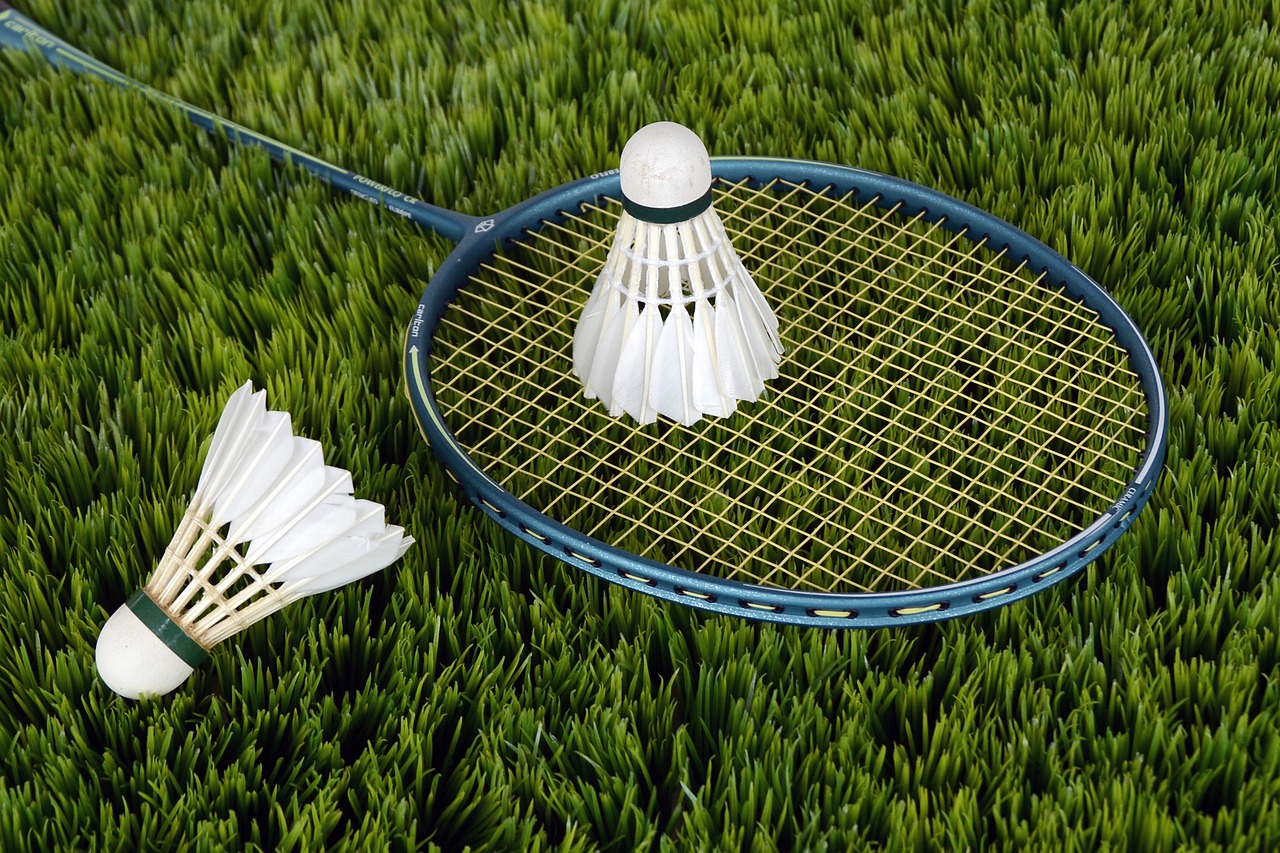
[143,385,413,650]
[573,207,784,425]
[95,383,413,698]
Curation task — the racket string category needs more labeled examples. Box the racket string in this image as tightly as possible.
[429,181,1147,593]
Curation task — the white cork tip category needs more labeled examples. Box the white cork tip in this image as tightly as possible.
[619,122,712,210]
[95,604,195,700]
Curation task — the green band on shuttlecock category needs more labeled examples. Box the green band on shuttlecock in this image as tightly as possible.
[125,589,210,668]
[622,187,714,225]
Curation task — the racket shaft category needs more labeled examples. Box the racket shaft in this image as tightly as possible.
[0,4,471,241]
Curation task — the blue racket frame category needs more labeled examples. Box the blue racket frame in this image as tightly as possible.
[403,161,1169,629]
[2,2,1168,627]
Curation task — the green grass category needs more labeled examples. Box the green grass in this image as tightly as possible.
[2,0,1279,848]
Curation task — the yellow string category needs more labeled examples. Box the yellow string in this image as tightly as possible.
[429,179,1147,594]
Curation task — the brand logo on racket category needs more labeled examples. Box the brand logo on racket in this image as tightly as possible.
[475,219,495,233]
[2,15,57,49]
[1109,487,1139,515]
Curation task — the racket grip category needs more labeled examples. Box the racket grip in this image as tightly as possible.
[0,1,474,242]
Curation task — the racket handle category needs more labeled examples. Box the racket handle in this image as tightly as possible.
[0,3,473,241]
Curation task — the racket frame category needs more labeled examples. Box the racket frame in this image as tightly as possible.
[406,160,1168,628]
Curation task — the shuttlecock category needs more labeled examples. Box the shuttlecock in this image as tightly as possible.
[95,382,413,699]
[573,121,784,425]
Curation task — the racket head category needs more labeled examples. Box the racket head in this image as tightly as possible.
[404,157,1168,628]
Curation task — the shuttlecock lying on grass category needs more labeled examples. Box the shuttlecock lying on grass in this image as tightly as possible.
[95,382,413,699]
[573,121,783,426]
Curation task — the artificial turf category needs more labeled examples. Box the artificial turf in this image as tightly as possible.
[2,0,1279,849]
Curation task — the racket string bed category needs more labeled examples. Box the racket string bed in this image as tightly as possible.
[429,179,1147,596]
[0,1,1166,627]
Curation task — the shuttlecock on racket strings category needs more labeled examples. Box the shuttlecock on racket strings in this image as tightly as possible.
[94,382,413,699]
[573,121,783,425]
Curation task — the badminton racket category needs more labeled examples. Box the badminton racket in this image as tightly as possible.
[1,3,1168,627]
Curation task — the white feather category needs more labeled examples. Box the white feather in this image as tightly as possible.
[270,501,411,592]
[712,288,762,401]
[587,295,635,409]
[207,409,295,528]
[249,469,357,564]
[194,382,260,505]
[690,299,732,419]
[649,303,696,424]
[224,437,327,546]
[573,216,639,386]
[611,300,661,424]
[288,531,411,594]
[735,260,784,351]
[572,286,615,389]
[728,270,782,390]
[97,382,416,700]
[571,144,784,426]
